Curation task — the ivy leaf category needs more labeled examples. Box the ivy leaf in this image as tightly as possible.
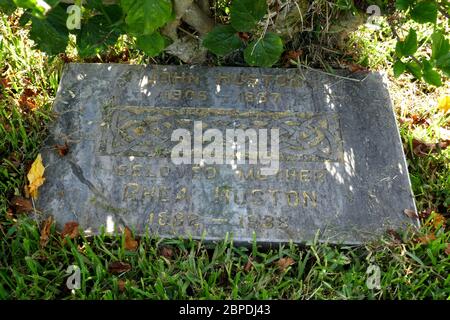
[422,63,442,87]
[395,0,414,11]
[202,25,243,56]
[410,1,437,24]
[436,53,450,71]
[405,61,422,79]
[431,31,450,61]
[121,0,173,35]
[76,14,122,58]
[393,60,406,77]
[135,32,168,57]
[13,0,60,18]
[0,0,17,15]
[244,33,284,67]
[398,28,418,57]
[29,6,69,55]
[230,0,267,32]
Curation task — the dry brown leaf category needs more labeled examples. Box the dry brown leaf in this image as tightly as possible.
[118,279,126,293]
[419,208,433,219]
[276,257,295,271]
[55,142,69,156]
[0,77,10,88]
[18,88,38,111]
[404,209,419,219]
[418,234,436,244]
[11,196,33,213]
[345,62,369,73]
[237,32,250,41]
[124,227,138,251]
[108,261,131,274]
[431,213,446,229]
[244,256,253,272]
[61,221,79,240]
[445,244,450,256]
[40,216,54,248]
[412,138,436,157]
[27,154,45,199]
[160,246,174,259]
[387,229,402,243]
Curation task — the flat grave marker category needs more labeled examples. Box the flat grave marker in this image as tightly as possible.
[36,63,418,244]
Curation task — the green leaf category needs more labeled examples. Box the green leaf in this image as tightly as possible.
[230,0,267,32]
[410,1,437,24]
[395,41,404,57]
[395,0,414,10]
[121,0,173,35]
[76,14,122,58]
[436,53,450,69]
[244,33,283,67]
[431,31,450,61]
[202,25,243,56]
[393,60,406,77]
[335,0,354,10]
[396,29,417,57]
[135,32,167,57]
[405,61,422,79]
[0,0,17,15]
[423,67,442,86]
[13,0,59,18]
[438,66,450,77]
[403,29,418,56]
[29,6,68,55]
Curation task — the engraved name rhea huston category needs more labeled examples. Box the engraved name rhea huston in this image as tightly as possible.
[94,71,344,235]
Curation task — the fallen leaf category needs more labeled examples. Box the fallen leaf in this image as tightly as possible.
[404,209,418,219]
[438,140,450,150]
[412,114,431,126]
[124,227,138,251]
[445,244,450,256]
[412,138,437,157]
[55,142,69,156]
[437,95,450,113]
[160,246,174,259]
[417,234,436,244]
[40,216,54,248]
[108,261,131,274]
[276,257,295,271]
[284,50,303,60]
[244,256,253,272]
[0,77,10,89]
[118,279,126,292]
[387,229,402,243]
[18,88,38,111]
[419,208,433,219]
[61,221,79,240]
[237,32,250,41]
[345,62,369,73]
[27,154,45,199]
[431,213,446,229]
[11,196,33,213]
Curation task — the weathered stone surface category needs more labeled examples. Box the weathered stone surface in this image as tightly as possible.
[36,63,418,244]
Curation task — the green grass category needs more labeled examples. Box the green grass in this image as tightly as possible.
[1,11,449,300]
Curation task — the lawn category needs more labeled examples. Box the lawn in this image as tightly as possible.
[0,8,449,300]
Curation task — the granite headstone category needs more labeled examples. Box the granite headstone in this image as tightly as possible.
[36,63,418,244]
